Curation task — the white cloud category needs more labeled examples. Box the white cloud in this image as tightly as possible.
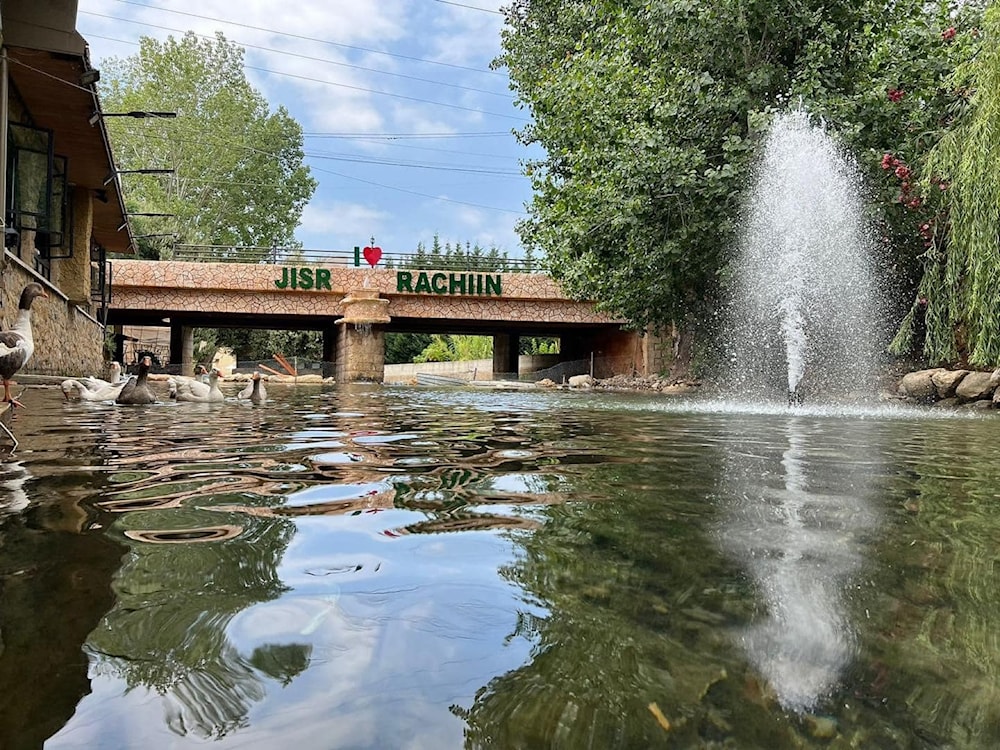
[78,0,534,257]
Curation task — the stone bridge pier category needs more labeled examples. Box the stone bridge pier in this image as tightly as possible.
[334,290,391,382]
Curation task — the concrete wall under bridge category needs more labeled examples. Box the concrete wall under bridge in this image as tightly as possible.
[107,260,671,382]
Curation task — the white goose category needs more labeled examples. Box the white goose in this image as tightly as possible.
[237,371,267,404]
[0,283,47,407]
[61,378,126,402]
[80,361,125,391]
[166,365,212,399]
[173,368,225,403]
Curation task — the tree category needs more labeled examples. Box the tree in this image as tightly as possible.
[890,7,1000,366]
[100,32,316,260]
[414,334,493,362]
[496,1,985,333]
[386,333,433,364]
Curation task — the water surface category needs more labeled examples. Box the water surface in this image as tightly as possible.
[1,383,998,748]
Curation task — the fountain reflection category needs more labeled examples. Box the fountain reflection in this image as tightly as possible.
[719,415,880,711]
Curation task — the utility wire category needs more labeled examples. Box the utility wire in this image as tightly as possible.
[107,0,506,77]
[114,130,528,214]
[81,25,527,121]
[82,24,512,98]
[432,0,504,13]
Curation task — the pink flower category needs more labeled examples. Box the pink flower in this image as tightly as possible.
[942,27,957,41]
[881,153,895,170]
[907,197,923,209]
[895,165,911,179]
[888,88,905,102]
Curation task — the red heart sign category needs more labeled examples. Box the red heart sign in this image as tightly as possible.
[363,245,382,267]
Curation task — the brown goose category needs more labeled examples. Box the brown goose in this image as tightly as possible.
[237,371,267,404]
[116,355,158,405]
[0,283,48,407]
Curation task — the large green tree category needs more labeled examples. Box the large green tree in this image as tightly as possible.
[890,5,1000,367]
[497,0,984,335]
[100,32,316,260]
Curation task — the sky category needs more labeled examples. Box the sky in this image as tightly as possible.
[75,0,540,260]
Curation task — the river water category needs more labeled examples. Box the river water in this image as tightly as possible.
[1,383,998,748]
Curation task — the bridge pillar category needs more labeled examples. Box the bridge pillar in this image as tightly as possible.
[334,290,391,383]
[335,325,386,383]
[322,327,338,378]
[169,324,195,375]
[492,333,519,379]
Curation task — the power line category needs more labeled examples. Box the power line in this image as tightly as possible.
[243,63,527,121]
[302,131,512,139]
[119,128,524,175]
[432,0,504,13]
[112,130,528,214]
[107,0,506,77]
[81,26,527,121]
[81,24,512,99]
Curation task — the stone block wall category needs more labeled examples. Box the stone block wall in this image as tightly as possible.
[2,257,105,377]
[335,323,386,383]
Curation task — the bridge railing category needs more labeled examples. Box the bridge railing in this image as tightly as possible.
[166,244,545,273]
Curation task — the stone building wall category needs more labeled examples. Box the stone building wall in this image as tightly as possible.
[2,257,105,377]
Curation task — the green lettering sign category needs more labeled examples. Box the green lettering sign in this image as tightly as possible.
[414,272,432,294]
[431,272,447,294]
[392,270,502,297]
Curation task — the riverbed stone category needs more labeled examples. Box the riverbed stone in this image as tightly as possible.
[899,369,943,400]
[955,371,996,402]
[931,369,969,399]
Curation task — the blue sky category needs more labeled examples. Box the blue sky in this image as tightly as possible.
[76,0,540,259]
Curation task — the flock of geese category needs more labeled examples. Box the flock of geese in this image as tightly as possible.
[61,358,268,405]
[0,281,267,409]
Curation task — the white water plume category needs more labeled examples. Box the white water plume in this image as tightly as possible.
[719,416,878,712]
[726,108,886,403]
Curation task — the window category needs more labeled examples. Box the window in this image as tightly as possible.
[6,123,73,278]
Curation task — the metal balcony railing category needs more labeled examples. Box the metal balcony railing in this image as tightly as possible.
[165,244,545,273]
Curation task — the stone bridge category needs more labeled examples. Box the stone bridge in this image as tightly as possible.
[108,260,665,382]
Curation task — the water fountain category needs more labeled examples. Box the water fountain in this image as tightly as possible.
[726,108,887,404]
[716,109,888,713]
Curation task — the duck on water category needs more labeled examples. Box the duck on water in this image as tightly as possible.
[116,356,158,405]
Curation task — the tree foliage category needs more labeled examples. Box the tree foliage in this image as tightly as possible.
[387,232,539,272]
[100,32,317,260]
[385,333,433,364]
[890,6,1000,366]
[496,0,985,336]
[414,334,493,363]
